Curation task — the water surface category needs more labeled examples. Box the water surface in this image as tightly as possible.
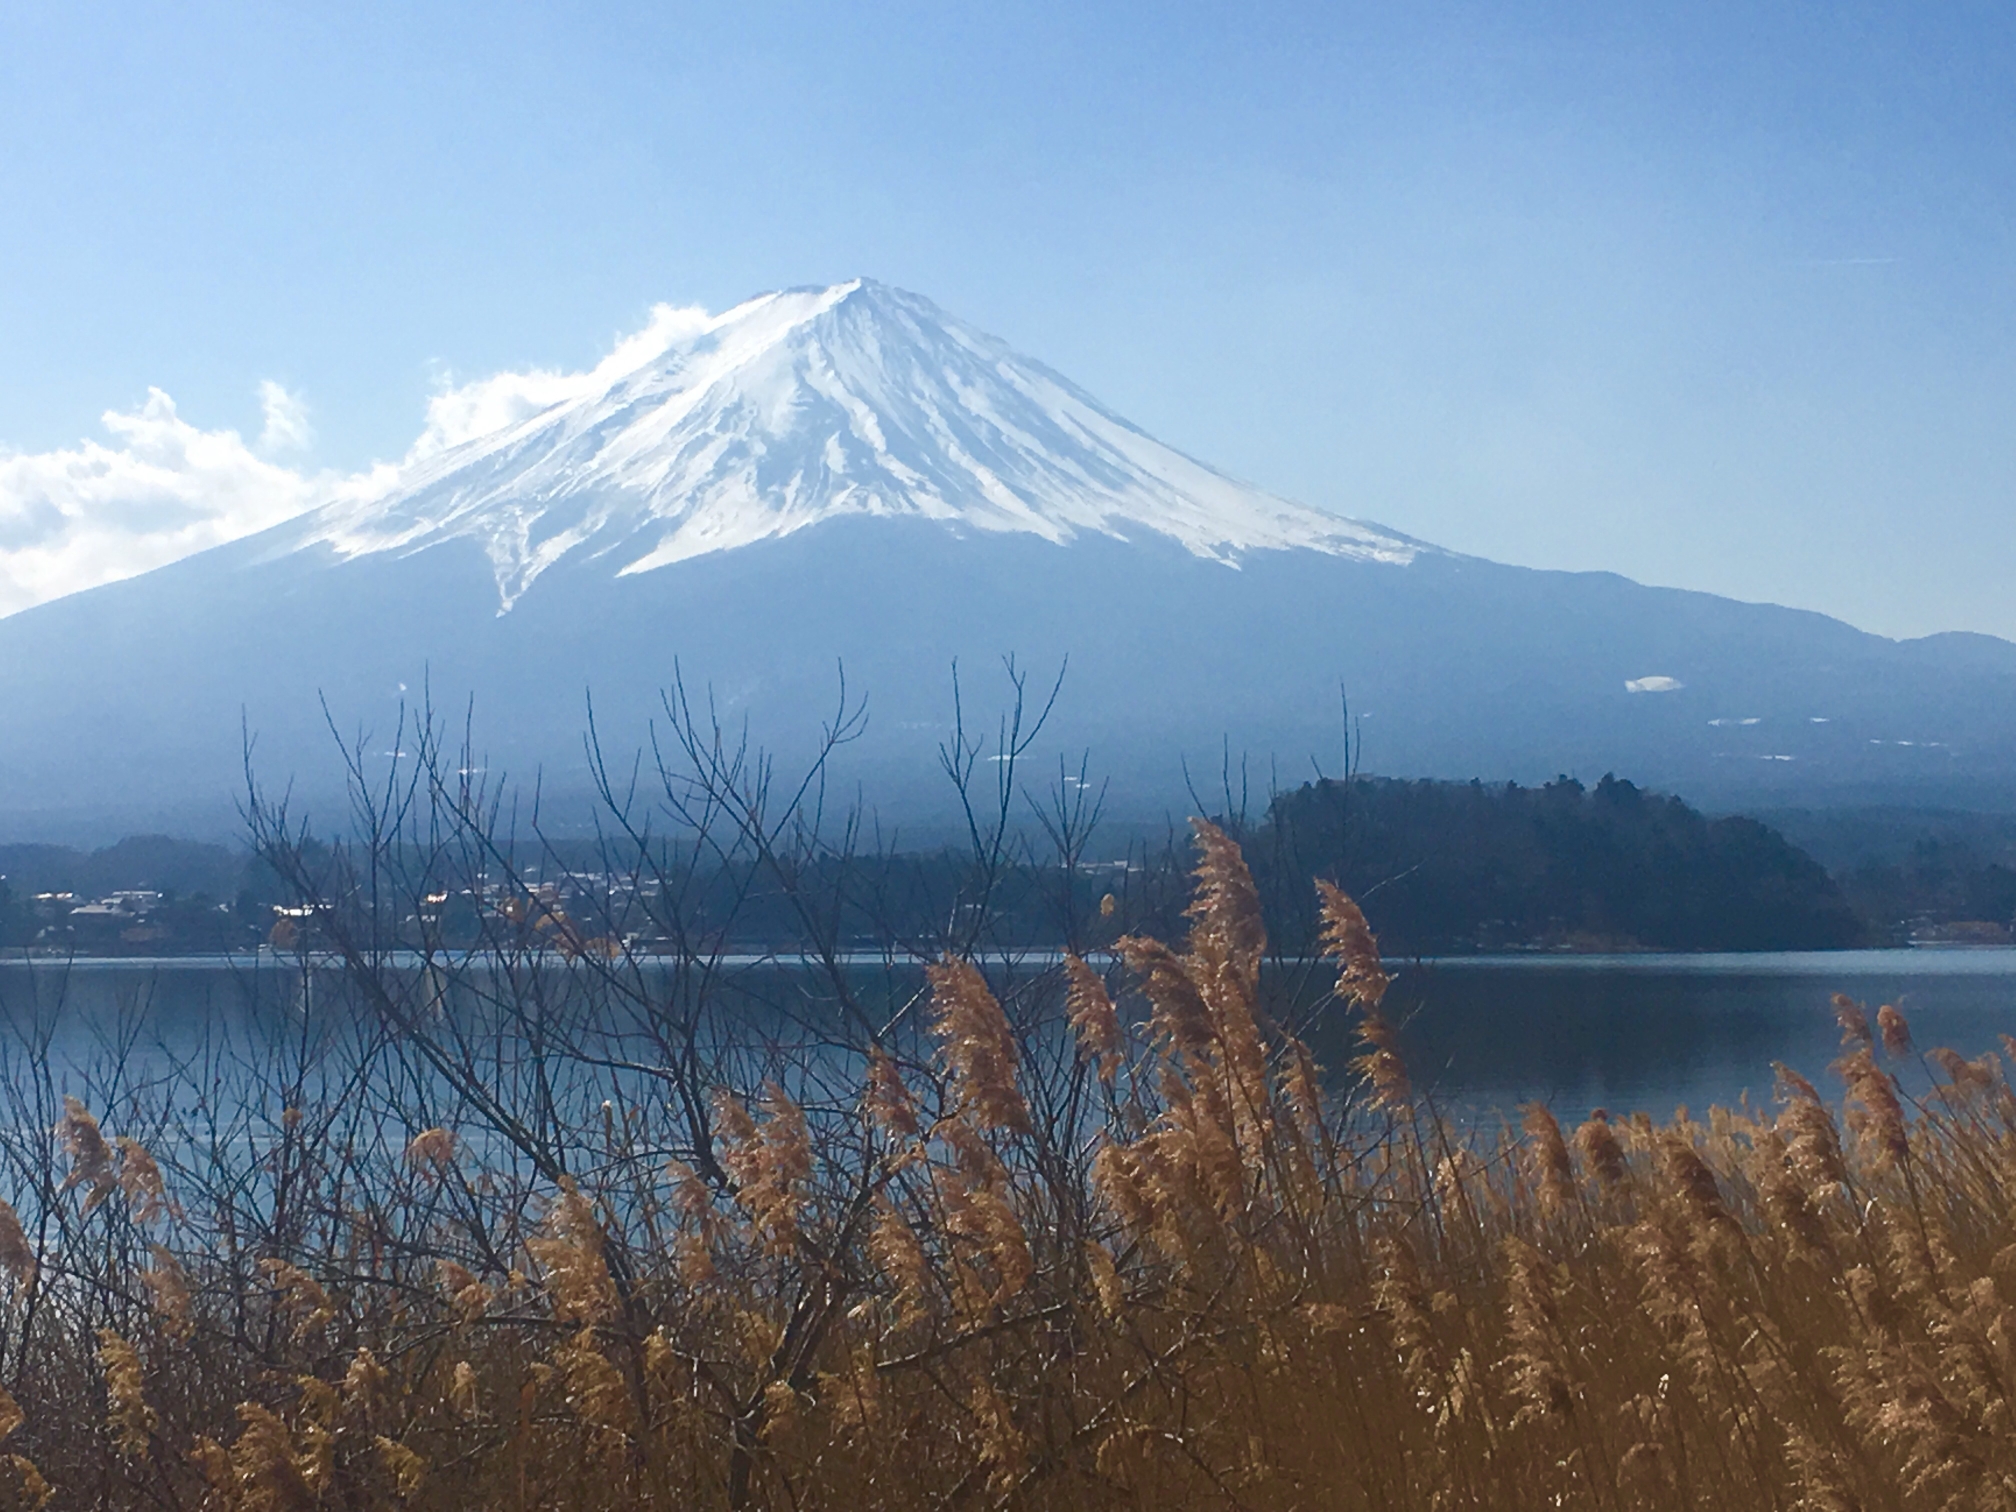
[1376,948,2016,1120]
[3,949,2013,1122]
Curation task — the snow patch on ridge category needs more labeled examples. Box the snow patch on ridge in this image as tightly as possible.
[281,280,1422,611]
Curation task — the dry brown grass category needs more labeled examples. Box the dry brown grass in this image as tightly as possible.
[1,821,2014,1508]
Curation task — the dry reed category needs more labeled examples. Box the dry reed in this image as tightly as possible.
[0,828,2011,1510]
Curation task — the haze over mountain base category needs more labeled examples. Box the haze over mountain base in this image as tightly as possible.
[2,279,2011,840]
[3,518,2012,841]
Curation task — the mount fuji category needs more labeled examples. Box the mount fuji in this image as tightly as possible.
[290,279,1420,608]
[2,278,2014,838]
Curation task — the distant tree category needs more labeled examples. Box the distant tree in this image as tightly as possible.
[0,879,25,948]
[1965,862,2016,925]
[1840,838,2016,937]
[1260,773,1865,953]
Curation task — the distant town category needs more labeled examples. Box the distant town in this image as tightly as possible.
[5,779,2016,957]
[1,872,638,958]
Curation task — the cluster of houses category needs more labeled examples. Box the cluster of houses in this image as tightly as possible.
[21,889,186,949]
[2,868,649,957]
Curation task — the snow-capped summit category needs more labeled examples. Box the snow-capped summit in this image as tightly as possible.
[5,275,2014,838]
[284,279,1420,609]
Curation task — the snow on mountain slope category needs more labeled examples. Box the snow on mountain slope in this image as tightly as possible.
[280,279,1422,609]
[8,278,2016,837]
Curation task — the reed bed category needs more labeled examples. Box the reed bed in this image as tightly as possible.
[0,821,2012,1509]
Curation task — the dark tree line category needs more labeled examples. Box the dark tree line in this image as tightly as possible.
[1838,838,2016,938]
[0,766,1928,958]
[1253,772,1866,954]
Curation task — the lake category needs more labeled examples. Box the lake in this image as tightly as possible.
[1,948,2013,1123]
[1371,948,2016,1120]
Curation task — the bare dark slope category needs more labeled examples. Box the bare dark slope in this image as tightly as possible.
[1,517,2012,838]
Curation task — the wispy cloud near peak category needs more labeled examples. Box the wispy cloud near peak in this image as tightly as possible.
[0,305,721,618]
[0,387,391,619]
[411,303,711,460]
[257,381,314,453]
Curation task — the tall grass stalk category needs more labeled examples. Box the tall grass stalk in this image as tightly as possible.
[0,686,2011,1509]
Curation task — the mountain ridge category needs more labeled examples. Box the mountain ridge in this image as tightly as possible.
[265,278,1422,611]
[1,278,2013,838]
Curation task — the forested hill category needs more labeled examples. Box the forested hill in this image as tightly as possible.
[1257,774,1864,954]
[0,777,1868,956]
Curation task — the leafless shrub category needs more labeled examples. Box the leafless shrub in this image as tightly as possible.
[0,679,2002,1509]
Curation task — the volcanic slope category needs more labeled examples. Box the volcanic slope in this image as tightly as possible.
[1,279,2012,837]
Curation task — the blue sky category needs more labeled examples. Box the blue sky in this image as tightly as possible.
[3,1,2015,635]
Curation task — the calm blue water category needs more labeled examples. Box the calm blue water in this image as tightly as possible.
[1372,949,2016,1120]
[2,949,2012,1122]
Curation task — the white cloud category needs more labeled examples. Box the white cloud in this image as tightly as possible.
[257,380,313,453]
[412,302,709,459]
[1624,675,1684,693]
[0,388,389,619]
[0,303,713,619]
